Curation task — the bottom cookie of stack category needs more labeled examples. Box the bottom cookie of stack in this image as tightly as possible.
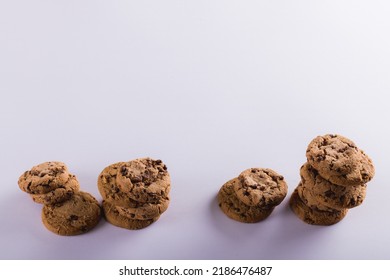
[102,201,160,230]
[289,186,348,226]
[41,191,102,236]
[217,178,275,223]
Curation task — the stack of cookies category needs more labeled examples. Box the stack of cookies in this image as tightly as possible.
[290,134,375,225]
[218,168,288,223]
[98,157,171,230]
[18,161,101,235]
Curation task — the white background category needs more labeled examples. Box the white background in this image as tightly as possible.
[1,1,389,259]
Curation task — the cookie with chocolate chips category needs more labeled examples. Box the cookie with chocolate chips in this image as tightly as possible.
[102,200,159,230]
[41,191,101,236]
[234,168,288,208]
[296,172,336,212]
[97,162,126,201]
[306,134,375,187]
[97,161,169,220]
[116,158,170,203]
[300,162,367,210]
[218,178,274,223]
[18,161,70,194]
[289,186,348,226]
[30,174,80,205]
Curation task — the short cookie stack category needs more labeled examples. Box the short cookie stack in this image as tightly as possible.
[290,134,375,225]
[98,157,171,230]
[218,168,288,223]
[18,162,101,235]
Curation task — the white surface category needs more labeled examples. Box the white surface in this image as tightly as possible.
[1,1,390,260]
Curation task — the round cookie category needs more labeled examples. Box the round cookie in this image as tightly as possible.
[116,158,171,203]
[97,162,126,201]
[18,161,70,194]
[296,180,336,212]
[102,200,159,230]
[218,178,274,223]
[41,191,101,236]
[300,162,367,210]
[289,187,348,226]
[98,161,169,219]
[113,196,169,220]
[30,174,80,205]
[306,134,375,187]
[234,168,287,207]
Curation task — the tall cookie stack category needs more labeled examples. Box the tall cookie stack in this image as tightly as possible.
[18,162,101,235]
[290,134,375,225]
[98,157,171,230]
[218,168,288,223]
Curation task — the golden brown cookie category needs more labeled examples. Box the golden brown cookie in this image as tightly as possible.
[296,177,335,212]
[41,191,101,236]
[306,134,375,187]
[97,161,169,220]
[289,186,348,226]
[113,196,169,220]
[18,161,70,194]
[30,174,80,205]
[234,168,288,207]
[97,162,126,201]
[102,200,159,230]
[218,178,274,223]
[300,162,367,210]
[116,158,171,203]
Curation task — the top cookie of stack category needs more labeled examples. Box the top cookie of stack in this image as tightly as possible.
[98,158,171,230]
[290,134,375,225]
[18,161,80,205]
[306,134,374,187]
[218,167,288,223]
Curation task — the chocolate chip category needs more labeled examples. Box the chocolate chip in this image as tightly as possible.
[121,166,128,175]
[316,154,326,162]
[70,215,78,221]
[131,176,142,183]
[325,190,335,198]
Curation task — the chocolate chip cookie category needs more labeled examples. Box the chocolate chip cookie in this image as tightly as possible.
[18,161,70,194]
[300,162,367,210]
[306,134,375,187]
[30,174,80,205]
[234,168,288,207]
[97,162,126,201]
[116,158,170,203]
[41,191,101,236]
[97,161,169,220]
[289,186,348,226]
[102,200,159,230]
[218,178,274,223]
[296,176,336,212]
